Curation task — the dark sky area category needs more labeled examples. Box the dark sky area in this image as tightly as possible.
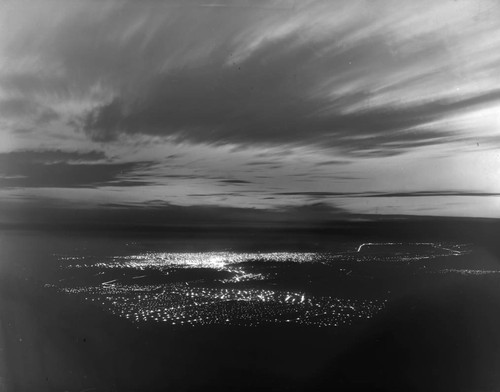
[0,0,499,227]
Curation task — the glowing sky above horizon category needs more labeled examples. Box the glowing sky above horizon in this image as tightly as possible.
[0,0,500,222]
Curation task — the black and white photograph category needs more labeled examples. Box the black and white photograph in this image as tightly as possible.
[0,0,500,391]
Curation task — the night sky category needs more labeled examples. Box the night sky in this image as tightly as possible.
[1,0,500,227]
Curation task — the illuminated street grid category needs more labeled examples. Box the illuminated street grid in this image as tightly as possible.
[60,283,386,327]
[53,243,469,328]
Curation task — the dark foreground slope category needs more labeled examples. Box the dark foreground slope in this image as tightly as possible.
[316,277,500,392]
[2,271,500,392]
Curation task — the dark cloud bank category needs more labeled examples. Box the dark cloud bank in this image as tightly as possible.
[81,32,500,155]
[68,11,500,155]
[0,150,153,188]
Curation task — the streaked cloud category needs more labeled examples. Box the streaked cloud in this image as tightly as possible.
[1,1,499,153]
[0,0,499,221]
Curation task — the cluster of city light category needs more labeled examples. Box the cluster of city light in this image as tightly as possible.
[52,244,472,329]
[61,283,386,327]
[60,244,469,273]
[62,252,322,269]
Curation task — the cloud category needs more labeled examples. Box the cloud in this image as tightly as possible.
[0,150,106,164]
[76,8,500,155]
[78,32,448,152]
[246,160,280,166]
[275,191,500,198]
[0,97,60,125]
[1,0,499,221]
[0,150,154,188]
[365,191,500,198]
[314,160,351,166]
[3,1,499,156]
[80,48,500,153]
[219,179,252,184]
